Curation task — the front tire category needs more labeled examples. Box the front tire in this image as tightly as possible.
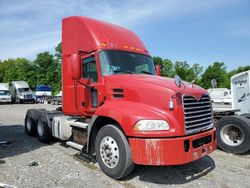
[37,116,53,143]
[95,125,134,179]
[216,116,250,154]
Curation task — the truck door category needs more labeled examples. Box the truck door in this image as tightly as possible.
[78,56,99,114]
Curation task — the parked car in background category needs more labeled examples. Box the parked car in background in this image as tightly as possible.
[43,91,62,105]
[0,83,12,103]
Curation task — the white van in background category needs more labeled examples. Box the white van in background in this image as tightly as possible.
[0,83,11,103]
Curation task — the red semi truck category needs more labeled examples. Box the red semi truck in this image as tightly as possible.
[25,16,216,179]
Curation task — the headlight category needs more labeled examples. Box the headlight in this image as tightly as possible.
[134,120,170,131]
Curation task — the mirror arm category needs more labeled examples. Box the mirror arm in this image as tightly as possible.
[77,80,93,89]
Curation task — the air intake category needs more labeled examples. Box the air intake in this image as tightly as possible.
[112,88,124,98]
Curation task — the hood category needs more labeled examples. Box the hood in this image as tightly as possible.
[102,74,211,137]
[105,74,207,96]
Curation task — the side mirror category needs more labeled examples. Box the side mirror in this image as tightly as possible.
[71,54,81,80]
[155,65,161,76]
[174,75,183,88]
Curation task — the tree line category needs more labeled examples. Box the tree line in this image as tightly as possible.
[0,42,249,94]
[153,56,250,89]
[0,43,62,95]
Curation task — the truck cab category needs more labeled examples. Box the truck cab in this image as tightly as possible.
[231,70,250,115]
[25,16,216,179]
[11,81,36,103]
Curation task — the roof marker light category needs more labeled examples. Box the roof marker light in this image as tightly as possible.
[123,45,129,48]
[100,42,108,46]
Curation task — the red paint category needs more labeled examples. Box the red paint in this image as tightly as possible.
[61,16,216,165]
[155,65,161,76]
[129,128,216,165]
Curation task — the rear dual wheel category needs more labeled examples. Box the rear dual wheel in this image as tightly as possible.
[24,110,53,143]
[36,116,53,143]
[25,113,36,136]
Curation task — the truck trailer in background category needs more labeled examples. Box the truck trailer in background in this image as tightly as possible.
[24,16,216,179]
[0,83,11,103]
[35,85,52,97]
[10,81,36,103]
[35,85,52,103]
[214,70,250,154]
[207,88,232,104]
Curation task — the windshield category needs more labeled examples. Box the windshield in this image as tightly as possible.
[99,50,156,76]
[0,90,10,95]
[17,88,30,93]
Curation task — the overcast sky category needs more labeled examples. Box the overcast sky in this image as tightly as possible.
[0,0,249,71]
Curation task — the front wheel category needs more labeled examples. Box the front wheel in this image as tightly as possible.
[95,125,134,179]
[216,116,250,154]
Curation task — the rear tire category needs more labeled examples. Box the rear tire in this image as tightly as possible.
[95,125,134,179]
[24,113,36,136]
[37,116,53,143]
[216,116,250,154]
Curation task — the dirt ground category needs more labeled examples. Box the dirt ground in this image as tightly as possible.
[0,104,250,188]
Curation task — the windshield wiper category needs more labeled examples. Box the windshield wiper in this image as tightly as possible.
[113,70,133,74]
[141,71,153,75]
[238,92,247,102]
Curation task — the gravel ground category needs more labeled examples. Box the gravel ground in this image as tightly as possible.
[0,104,250,188]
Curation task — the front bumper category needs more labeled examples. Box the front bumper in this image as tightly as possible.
[21,98,35,102]
[0,98,12,103]
[129,128,216,165]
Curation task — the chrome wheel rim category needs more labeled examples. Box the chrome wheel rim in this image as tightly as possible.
[100,136,119,168]
[220,124,245,146]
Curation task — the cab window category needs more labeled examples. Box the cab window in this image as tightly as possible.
[82,57,98,82]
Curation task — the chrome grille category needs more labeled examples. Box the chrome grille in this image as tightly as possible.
[183,94,213,134]
[24,94,33,99]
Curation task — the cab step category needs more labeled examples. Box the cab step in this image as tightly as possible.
[70,121,88,129]
[66,141,83,151]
